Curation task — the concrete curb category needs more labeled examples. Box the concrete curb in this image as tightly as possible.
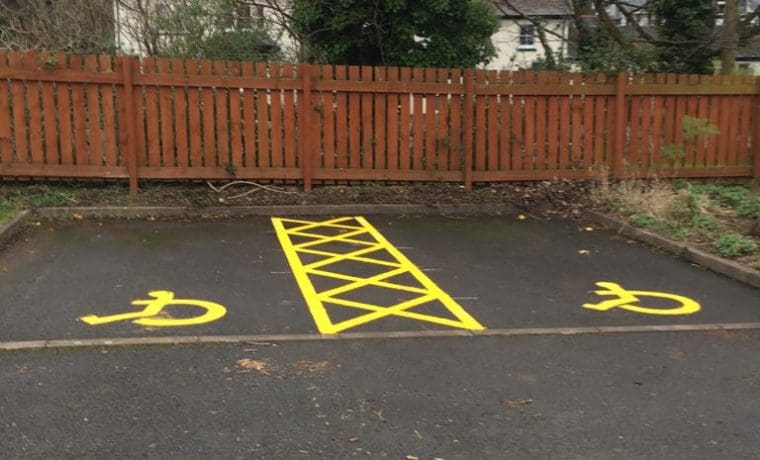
[586,210,760,289]
[0,209,30,247]
[2,322,759,351]
[34,203,518,220]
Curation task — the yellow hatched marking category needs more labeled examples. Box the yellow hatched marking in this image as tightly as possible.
[308,269,429,295]
[272,216,484,334]
[298,247,402,268]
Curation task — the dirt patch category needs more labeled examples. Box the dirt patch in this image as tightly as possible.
[0,180,594,217]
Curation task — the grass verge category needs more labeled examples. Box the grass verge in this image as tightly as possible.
[593,178,760,272]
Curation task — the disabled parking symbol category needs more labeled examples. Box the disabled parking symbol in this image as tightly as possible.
[583,281,701,316]
[80,290,227,327]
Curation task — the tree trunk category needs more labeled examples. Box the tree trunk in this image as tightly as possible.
[720,0,739,75]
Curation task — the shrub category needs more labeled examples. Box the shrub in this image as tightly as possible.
[630,214,659,228]
[712,233,758,258]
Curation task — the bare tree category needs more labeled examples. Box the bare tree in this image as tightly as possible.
[0,0,116,53]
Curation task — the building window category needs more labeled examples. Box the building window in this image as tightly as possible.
[519,24,535,50]
[225,5,261,32]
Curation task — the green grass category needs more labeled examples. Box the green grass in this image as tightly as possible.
[712,233,758,258]
[0,202,15,224]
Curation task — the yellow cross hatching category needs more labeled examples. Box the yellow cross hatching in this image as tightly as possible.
[271,216,484,334]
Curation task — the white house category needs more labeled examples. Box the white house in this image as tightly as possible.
[110,0,758,74]
[112,0,575,70]
[487,0,574,70]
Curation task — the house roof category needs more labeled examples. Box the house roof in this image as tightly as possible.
[492,0,573,17]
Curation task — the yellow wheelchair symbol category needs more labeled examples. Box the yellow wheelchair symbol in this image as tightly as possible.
[80,290,227,327]
[583,281,701,316]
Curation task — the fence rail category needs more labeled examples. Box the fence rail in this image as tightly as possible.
[0,51,758,192]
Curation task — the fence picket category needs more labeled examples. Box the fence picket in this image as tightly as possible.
[99,55,118,167]
[361,66,375,170]
[473,69,487,172]
[725,75,740,168]
[411,67,424,170]
[558,72,570,170]
[486,70,498,171]
[537,71,550,169]
[736,75,753,167]
[0,53,12,165]
[638,75,654,175]
[348,66,362,170]
[547,71,560,170]
[437,68,450,171]
[25,53,44,166]
[374,66,387,170]
[386,66,400,171]
[283,63,297,170]
[172,58,189,168]
[41,54,59,166]
[399,67,412,170]
[511,70,524,171]
[186,59,203,168]
[157,57,175,167]
[228,61,243,170]
[254,62,268,168]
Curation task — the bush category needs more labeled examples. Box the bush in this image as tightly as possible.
[737,196,760,220]
[630,214,659,228]
[712,233,758,258]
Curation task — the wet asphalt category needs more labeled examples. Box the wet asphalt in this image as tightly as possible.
[0,215,757,341]
[0,215,758,458]
[2,332,759,459]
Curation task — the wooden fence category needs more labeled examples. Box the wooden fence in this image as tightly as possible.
[0,51,758,192]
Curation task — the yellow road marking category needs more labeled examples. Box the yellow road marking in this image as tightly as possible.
[583,281,701,315]
[80,290,227,327]
[272,216,484,334]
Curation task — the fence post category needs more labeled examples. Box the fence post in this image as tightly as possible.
[463,68,474,189]
[120,56,139,195]
[613,71,627,179]
[753,77,760,179]
[299,63,313,192]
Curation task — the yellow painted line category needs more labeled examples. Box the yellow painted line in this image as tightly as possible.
[308,268,429,295]
[272,218,334,331]
[271,216,484,334]
[298,247,403,268]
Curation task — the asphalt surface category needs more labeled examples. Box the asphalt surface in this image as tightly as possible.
[0,215,758,341]
[2,332,759,459]
[1,215,759,459]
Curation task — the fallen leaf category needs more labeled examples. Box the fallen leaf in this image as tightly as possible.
[295,360,328,373]
[236,358,270,375]
[413,429,422,439]
[72,213,83,220]
[406,456,419,460]
[374,409,386,422]
[667,350,684,361]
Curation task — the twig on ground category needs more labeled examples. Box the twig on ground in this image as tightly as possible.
[206,180,297,199]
